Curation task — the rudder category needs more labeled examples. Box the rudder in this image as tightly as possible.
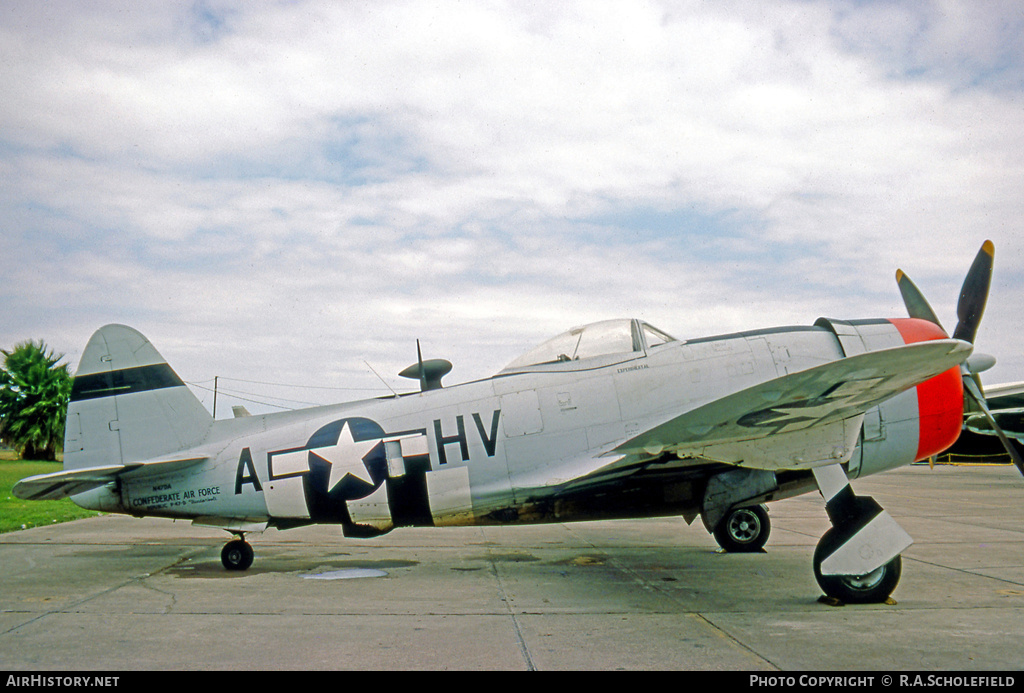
[64,325,213,470]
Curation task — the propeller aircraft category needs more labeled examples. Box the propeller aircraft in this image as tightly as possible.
[963,381,1024,447]
[15,241,1020,604]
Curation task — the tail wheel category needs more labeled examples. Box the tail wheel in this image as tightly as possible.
[713,504,770,552]
[813,529,901,603]
[221,539,254,571]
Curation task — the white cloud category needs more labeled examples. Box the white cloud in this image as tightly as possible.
[2,0,1023,413]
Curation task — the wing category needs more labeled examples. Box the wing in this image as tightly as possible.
[612,338,971,470]
[508,338,971,502]
[12,456,207,501]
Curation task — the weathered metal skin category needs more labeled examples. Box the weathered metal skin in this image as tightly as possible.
[14,310,972,601]
[22,242,1009,603]
[44,316,964,533]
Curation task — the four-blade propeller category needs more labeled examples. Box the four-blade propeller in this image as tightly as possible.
[896,240,1023,475]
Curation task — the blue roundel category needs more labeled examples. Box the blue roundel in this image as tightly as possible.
[306,417,386,450]
[302,417,388,522]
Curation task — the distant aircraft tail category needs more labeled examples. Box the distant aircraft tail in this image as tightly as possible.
[63,325,213,470]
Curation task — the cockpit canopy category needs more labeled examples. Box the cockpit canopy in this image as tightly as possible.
[500,318,677,373]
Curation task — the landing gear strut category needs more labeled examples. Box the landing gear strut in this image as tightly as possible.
[713,504,771,553]
[221,536,254,571]
[811,464,910,604]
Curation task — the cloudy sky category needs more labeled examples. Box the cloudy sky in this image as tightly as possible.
[2,0,1022,415]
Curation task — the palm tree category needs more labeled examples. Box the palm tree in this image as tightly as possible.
[0,340,72,461]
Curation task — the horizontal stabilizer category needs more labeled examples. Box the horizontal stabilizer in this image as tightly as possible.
[12,456,207,501]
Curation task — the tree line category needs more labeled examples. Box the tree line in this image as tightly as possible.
[0,341,70,461]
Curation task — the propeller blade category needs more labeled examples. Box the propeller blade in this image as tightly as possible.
[962,374,1024,476]
[895,242,1015,475]
[896,269,942,326]
[952,240,994,344]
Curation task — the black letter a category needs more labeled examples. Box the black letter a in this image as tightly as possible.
[235,447,263,494]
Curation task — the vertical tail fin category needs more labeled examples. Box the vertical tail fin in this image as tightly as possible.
[64,325,213,470]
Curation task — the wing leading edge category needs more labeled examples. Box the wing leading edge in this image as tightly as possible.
[612,338,971,471]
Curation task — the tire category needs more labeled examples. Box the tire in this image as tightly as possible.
[221,539,254,571]
[813,529,901,604]
[713,505,770,552]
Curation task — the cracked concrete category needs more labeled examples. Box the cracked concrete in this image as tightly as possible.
[1,464,1022,670]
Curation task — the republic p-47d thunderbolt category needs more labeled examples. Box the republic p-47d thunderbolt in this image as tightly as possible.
[15,241,1023,603]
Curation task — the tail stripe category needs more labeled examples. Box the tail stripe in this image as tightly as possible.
[70,364,185,402]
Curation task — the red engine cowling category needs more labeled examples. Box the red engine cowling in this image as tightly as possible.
[815,317,965,476]
[888,318,964,462]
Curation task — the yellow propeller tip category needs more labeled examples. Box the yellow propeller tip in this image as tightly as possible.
[982,240,994,257]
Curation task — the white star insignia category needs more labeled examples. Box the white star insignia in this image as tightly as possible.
[308,421,382,492]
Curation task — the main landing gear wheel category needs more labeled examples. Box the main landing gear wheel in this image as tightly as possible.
[713,504,770,553]
[812,529,902,604]
[221,538,254,571]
